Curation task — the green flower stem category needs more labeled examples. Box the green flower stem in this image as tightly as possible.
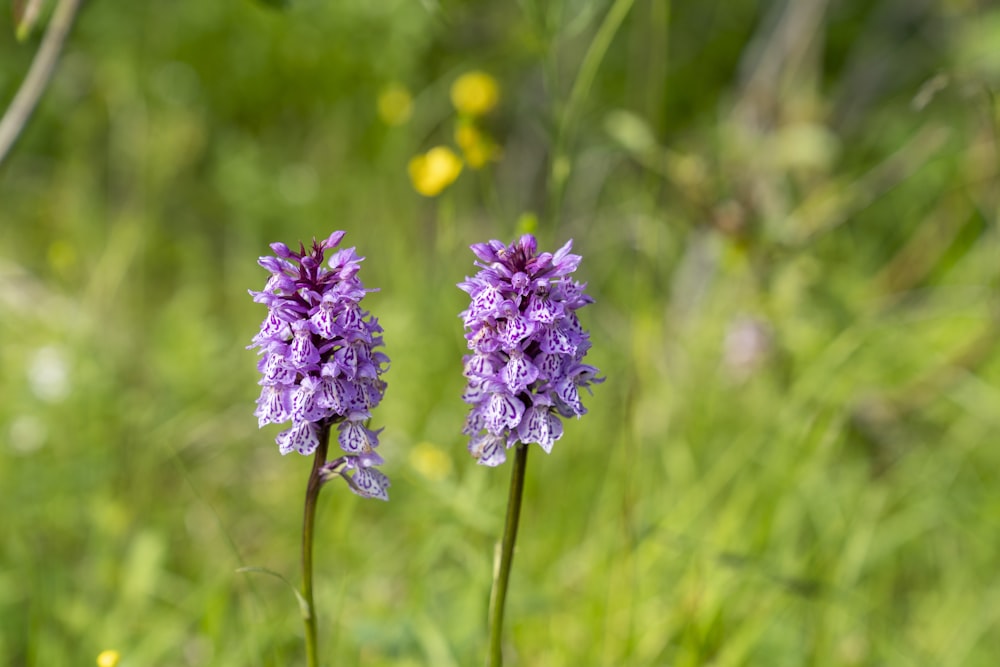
[301,426,331,667]
[488,442,529,667]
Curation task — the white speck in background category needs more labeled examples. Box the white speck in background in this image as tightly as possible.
[28,346,71,403]
[9,415,46,454]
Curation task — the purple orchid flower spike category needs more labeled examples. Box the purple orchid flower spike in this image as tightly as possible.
[458,234,602,466]
[249,232,390,500]
[461,233,602,667]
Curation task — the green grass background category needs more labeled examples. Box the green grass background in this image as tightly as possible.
[2,0,1000,665]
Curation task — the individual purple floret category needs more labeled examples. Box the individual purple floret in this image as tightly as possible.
[458,234,602,466]
[249,232,390,500]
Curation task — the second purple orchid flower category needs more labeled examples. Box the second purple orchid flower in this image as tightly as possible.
[458,233,603,466]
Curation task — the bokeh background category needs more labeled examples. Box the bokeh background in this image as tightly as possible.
[3,0,1000,665]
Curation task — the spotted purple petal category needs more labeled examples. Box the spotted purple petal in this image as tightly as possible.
[498,314,533,349]
[517,406,564,453]
[351,467,390,501]
[256,385,292,427]
[539,324,575,356]
[276,422,320,456]
[485,391,525,433]
[290,321,321,366]
[291,377,329,423]
[469,432,507,467]
[502,352,539,394]
[338,419,374,454]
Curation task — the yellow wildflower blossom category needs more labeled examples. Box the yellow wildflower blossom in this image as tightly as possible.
[96,650,121,667]
[377,83,413,126]
[454,121,499,169]
[409,441,453,481]
[450,71,499,117]
[408,146,463,197]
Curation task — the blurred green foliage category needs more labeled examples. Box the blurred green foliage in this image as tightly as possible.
[2,0,1000,665]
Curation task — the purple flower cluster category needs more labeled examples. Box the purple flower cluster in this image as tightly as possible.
[458,234,602,466]
[249,232,390,500]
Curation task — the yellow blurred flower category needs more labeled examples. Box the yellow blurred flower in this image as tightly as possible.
[96,650,121,667]
[454,121,499,169]
[408,146,463,197]
[377,82,413,126]
[450,71,499,117]
[409,441,453,481]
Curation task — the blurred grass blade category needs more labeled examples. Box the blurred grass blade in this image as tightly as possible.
[12,0,44,41]
[254,0,292,9]
[604,109,659,157]
[237,566,310,616]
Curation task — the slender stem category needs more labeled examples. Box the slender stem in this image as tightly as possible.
[301,426,330,667]
[487,442,530,667]
[0,0,85,168]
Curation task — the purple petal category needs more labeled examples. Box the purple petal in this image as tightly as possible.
[261,353,296,385]
[256,385,292,427]
[351,467,390,500]
[334,344,359,379]
[357,378,386,409]
[502,352,539,394]
[338,420,373,454]
[517,406,564,453]
[469,432,507,466]
[511,272,530,294]
[317,377,347,414]
[310,296,338,339]
[515,234,537,259]
[472,285,503,318]
[260,309,291,338]
[336,302,364,333]
[464,354,497,379]
[291,378,328,423]
[525,294,559,324]
[470,240,505,264]
[276,422,319,455]
[550,239,581,276]
[321,231,347,250]
[554,379,585,416]
[469,325,501,355]
[328,247,364,280]
[485,391,525,433]
[463,404,487,434]
[290,323,320,366]
[539,324,575,355]
[462,381,487,407]
[533,352,565,382]
[498,314,534,349]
